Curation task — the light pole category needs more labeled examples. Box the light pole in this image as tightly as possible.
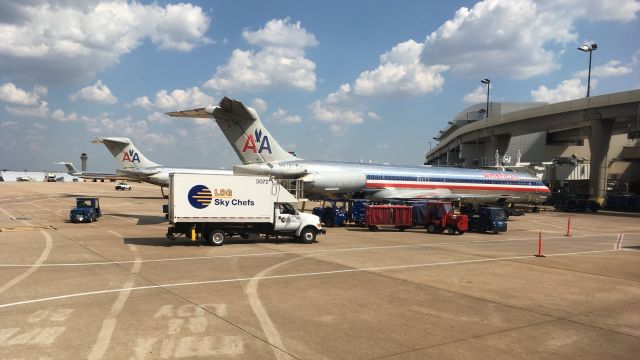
[577,43,597,97]
[481,78,490,118]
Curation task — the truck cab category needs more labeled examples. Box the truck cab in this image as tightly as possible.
[423,201,468,235]
[274,203,324,243]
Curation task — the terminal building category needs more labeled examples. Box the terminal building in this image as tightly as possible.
[425,90,640,203]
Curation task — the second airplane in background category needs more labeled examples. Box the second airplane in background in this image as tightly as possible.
[92,137,231,188]
[168,97,551,203]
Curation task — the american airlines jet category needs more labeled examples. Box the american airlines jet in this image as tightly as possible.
[92,137,231,188]
[168,97,550,203]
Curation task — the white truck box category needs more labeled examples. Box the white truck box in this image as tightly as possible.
[169,173,297,223]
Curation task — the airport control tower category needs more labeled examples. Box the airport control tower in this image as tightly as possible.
[81,153,88,172]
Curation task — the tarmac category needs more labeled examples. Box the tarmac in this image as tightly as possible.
[0,181,639,360]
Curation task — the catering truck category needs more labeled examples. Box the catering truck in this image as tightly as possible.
[166,173,325,246]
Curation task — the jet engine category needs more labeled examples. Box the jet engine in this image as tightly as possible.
[302,172,367,193]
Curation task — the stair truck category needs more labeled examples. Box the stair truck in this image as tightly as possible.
[166,173,325,246]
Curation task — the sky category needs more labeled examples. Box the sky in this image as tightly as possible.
[0,0,639,172]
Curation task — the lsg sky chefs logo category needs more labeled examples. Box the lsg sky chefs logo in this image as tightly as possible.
[188,185,234,209]
[188,185,213,209]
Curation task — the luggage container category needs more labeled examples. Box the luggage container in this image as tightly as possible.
[365,205,412,231]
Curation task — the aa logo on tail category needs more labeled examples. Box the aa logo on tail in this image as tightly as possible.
[122,148,140,163]
[242,128,272,154]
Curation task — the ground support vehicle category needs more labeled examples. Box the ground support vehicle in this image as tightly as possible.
[465,205,508,233]
[312,198,371,227]
[347,199,370,225]
[552,194,599,212]
[70,197,102,223]
[365,205,412,231]
[606,194,640,211]
[115,182,132,191]
[414,201,468,235]
[166,173,325,246]
[312,198,347,227]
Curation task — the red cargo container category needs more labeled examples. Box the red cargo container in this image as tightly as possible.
[365,205,413,231]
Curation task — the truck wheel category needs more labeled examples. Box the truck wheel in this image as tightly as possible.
[325,218,334,227]
[458,230,465,235]
[426,224,436,233]
[448,227,456,235]
[368,225,379,231]
[208,230,226,246]
[299,228,316,244]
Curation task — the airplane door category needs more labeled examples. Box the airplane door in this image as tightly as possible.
[274,204,302,232]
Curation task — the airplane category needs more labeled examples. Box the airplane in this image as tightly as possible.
[92,137,231,193]
[167,97,551,203]
[54,162,129,182]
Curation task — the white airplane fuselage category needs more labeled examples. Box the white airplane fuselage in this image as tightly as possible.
[234,159,550,202]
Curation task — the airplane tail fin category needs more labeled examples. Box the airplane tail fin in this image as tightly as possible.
[167,97,299,164]
[54,162,77,174]
[91,137,160,169]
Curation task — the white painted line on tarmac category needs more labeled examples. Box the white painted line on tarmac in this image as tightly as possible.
[0,248,624,310]
[614,234,625,250]
[106,215,138,224]
[0,232,635,268]
[0,230,52,295]
[246,258,299,360]
[87,231,141,360]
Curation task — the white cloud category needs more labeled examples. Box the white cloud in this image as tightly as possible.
[530,78,593,103]
[204,18,317,92]
[573,51,639,78]
[354,40,448,96]
[367,112,381,120]
[0,82,46,105]
[5,101,49,118]
[70,80,118,104]
[242,17,318,48]
[251,98,268,112]
[147,111,169,123]
[140,132,177,146]
[310,0,640,134]
[51,109,78,122]
[310,100,365,124]
[564,0,640,22]
[81,113,143,136]
[463,85,488,103]
[0,1,211,83]
[270,108,301,124]
[422,0,640,80]
[31,122,47,131]
[132,87,213,110]
[311,40,447,131]
[330,124,343,136]
[0,121,18,128]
